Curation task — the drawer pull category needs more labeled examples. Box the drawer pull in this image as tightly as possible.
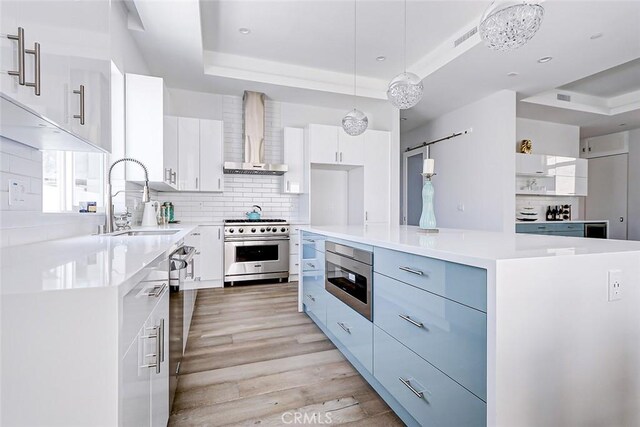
[399,377,425,399]
[145,283,167,298]
[308,263,315,269]
[399,314,425,329]
[306,294,316,302]
[399,266,424,276]
[337,322,351,334]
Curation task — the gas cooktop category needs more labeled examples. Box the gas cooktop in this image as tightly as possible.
[224,219,287,224]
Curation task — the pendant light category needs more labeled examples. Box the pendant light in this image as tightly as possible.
[387,0,423,110]
[479,1,545,51]
[342,0,368,136]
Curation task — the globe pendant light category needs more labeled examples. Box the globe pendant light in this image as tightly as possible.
[387,0,423,110]
[342,0,368,136]
[479,1,545,51]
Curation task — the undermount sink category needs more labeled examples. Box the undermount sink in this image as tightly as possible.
[111,230,180,237]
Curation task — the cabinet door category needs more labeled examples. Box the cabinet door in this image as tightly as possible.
[556,176,587,196]
[283,127,304,193]
[121,326,151,427]
[338,128,365,166]
[0,1,21,99]
[198,226,224,285]
[308,124,338,164]
[515,153,555,176]
[178,117,200,191]
[69,57,111,151]
[150,290,169,427]
[199,119,224,192]
[553,156,588,178]
[163,116,179,188]
[364,130,390,223]
[184,229,201,283]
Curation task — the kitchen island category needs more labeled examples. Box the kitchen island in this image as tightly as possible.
[298,225,640,427]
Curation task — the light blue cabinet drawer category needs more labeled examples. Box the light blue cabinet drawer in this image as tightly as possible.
[374,247,487,312]
[374,327,486,427]
[516,223,585,236]
[302,231,326,253]
[374,273,486,400]
[326,294,373,373]
[303,281,327,327]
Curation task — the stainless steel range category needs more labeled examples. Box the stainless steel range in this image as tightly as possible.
[224,219,290,285]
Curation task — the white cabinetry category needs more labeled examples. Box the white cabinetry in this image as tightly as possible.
[126,74,176,190]
[364,130,390,224]
[516,153,588,196]
[184,226,224,289]
[581,132,629,159]
[308,124,364,166]
[0,0,111,151]
[283,127,305,194]
[175,117,224,192]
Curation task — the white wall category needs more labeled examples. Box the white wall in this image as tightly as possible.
[401,90,516,232]
[516,118,580,157]
[110,1,151,76]
[627,128,640,240]
[310,168,349,226]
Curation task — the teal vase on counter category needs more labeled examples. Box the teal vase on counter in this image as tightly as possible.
[419,177,437,230]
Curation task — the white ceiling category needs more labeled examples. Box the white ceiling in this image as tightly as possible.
[127,0,640,135]
[559,58,640,98]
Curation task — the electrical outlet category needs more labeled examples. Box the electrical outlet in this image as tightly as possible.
[8,179,26,206]
[608,269,622,301]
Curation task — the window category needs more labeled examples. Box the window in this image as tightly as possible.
[43,151,105,213]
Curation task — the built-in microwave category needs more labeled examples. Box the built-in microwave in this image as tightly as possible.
[325,242,373,320]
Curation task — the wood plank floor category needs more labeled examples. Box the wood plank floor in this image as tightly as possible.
[169,283,404,426]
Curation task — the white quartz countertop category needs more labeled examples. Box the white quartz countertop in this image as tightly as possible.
[0,225,197,295]
[300,225,640,268]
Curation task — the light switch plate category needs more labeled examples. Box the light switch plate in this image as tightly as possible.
[608,269,622,301]
[8,179,26,206]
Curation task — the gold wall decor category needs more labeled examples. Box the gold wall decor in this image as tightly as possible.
[520,139,532,154]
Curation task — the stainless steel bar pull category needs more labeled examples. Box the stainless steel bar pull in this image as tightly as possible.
[25,42,41,96]
[306,294,316,302]
[399,266,424,276]
[7,27,25,85]
[337,322,351,334]
[399,314,425,329]
[399,377,424,398]
[73,85,85,125]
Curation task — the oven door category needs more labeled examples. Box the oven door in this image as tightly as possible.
[224,239,289,278]
[325,251,372,320]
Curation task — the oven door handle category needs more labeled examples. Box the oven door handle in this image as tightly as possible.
[225,237,290,242]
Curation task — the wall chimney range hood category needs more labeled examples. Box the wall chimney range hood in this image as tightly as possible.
[223,91,288,176]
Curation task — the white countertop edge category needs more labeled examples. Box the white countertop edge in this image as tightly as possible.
[515,220,609,224]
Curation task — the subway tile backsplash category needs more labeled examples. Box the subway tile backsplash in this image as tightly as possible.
[516,195,583,220]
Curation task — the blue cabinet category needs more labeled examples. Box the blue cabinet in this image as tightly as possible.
[326,294,373,373]
[374,247,487,312]
[374,273,486,400]
[374,327,486,427]
[302,245,326,326]
[516,222,585,237]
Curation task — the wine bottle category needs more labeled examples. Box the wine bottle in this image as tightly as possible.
[546,206,552,221]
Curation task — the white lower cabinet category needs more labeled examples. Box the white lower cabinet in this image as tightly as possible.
[150,291,169,427]
[121,326,152,427]
[184,226,224,288]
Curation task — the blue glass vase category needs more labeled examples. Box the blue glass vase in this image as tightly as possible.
[419,178,437,230]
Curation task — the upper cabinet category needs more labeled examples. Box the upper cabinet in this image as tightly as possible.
[0,0,111,152]
[307,124,364,166]
[176,117,224,192]
[516,153,588,196]
[283,127,304,194]
[364,130,391,224]
[581,132,629,159]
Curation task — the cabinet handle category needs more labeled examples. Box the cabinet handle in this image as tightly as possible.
[164,168,171,182]
[25,42,41,96]
[218,228,221,239]
[140,325,160,373]
[399,266,424,276]
[191,232,201,236]
[195,177,198,189]
[195,251,201,255]
[399,314,425,329]
[308,263,315,269]
[189,258,195,279]
[337,322,351,334]
[218,178,221,189]
[365,211,368,221]
[399,377,424,398]
[7,27,26,85]
[340,152,343,162]
[171,170,177,184]
[73,85,85,125]
[306,294,316,302]
[335,152,338,162]
[145,282,167,298]
[159,319,165,363]
[287,181,290,191]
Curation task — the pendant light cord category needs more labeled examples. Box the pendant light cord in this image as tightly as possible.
[403,0,407,74]
[353,0,357,108]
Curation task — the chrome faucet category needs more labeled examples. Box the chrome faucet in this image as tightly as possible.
[105,158,150,233]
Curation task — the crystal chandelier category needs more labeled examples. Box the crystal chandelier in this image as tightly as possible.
[479,2,545,51]
[342,0,368,136]
[387,0,423,110]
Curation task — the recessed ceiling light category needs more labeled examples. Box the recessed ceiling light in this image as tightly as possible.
[400,117,408,121]
[619,123,627,127]
[507,72,519,77]
[238,28,251,35]
[537,56,553,64]
[376,56,386,62]
[590,32,604,40]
